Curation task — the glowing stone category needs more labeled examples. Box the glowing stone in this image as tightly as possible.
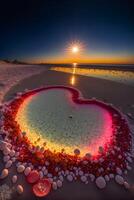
[33,178,51,197]
[27,170,40,184]
[15,87,113,156]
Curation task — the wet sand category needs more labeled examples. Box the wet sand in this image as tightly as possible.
[2,69,134,200]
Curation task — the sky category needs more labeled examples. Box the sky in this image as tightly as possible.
[0,0,134,64]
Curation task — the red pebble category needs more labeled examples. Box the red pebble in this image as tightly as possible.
[33,178,51,197]
[27,170,40,184]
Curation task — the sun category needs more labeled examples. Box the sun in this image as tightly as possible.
[66,41,84,55]
[72,46,79,53]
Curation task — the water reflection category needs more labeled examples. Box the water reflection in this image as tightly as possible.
[70,63,77,85]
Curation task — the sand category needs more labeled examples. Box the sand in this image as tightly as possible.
[1,66,134,200]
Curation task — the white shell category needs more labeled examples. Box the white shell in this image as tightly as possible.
[24,167,31,176]
[39,171,44,179]
[10,150,15,157]
[12,175,17,183]
[57,180,62,188]
[17,165,25,173]
[3,155,10,162]
[95,176,106,189]
[17,185,24,194]
[89,174,95,182]
[124,181,130,189]
[81,175,87,182]
[0,169,9,179]
[104,175,110,182]
[116,167,122,175]
[115,175,124,185]
[5,160,12,168]
[67,174,73,182]
[52,182,57,190]
[3,147,11,155]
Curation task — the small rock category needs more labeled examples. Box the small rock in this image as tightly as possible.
[109,174,114,179]
[89,174,95,182]
[12,175,17,183]
[67,174,73,182]
[3,155,10,162]
[74,149,80,155]
[124,181,130,189]
[0,169,9,179]
[5,160,12,168]
[52,182,57,190]
[24,167,31,176]
[17,165,25,173]
[10,150,15,157]
[105,175,110,182]
[116,167,122,175]
[115,175,124,185]
[81,175,87,183]
[39,171,44,179]
[126,156,132,163]
[57,180,62,188]
[95,176,106,189]
[59,175,64,182]
[17,185,24,194]
[3,147,11,155]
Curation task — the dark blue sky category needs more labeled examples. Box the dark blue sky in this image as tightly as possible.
[0,0,134,63]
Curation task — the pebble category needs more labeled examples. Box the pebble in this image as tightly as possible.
[116,167,122,175]
[57,180,62,188]
[109,174,114,179]
[104,175,110,182]
[74,149,80,155]
[81,175,87,183]
[3,155,10,162]
[24,167,31,176]
[0,169,9,179]
[124,181,130,189]
[79,170,84,176]
[3,147,11,155]
[67,174,73,182]
[17,165,25,173]
[17,185,24,194]
[89,174,95,182]
[95,176,106,189]
[52,182,57,190]
[44,169,48,176]
[126,165,132,171]
[59,175,64,182]
[10,150,15,157]
[12,175,17,183]
[5,160,12,168]
[126,156,133,163]
[39,171,44,179]
[115,175,124,185]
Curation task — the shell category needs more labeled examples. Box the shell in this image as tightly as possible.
[67,174,73,182]
[0,169,9,179]
[81,175,87,183]
[17,185,24,194]
[95,176,106,189]
[5,160,12,168]
[52,182,57,190]
[115,175,124,185]
[57,180,62,188]
[12,175,18,183]
[17,165,25,173]
[24,167,31,176]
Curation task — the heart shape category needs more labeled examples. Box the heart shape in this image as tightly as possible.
[15,86,113,157]
[1,85,131,184]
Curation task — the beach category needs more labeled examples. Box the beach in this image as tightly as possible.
[1,64,134,200]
